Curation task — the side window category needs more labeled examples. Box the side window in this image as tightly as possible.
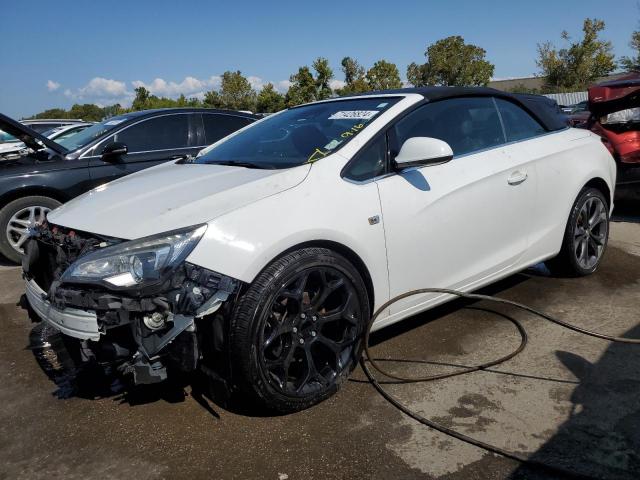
[392,97,505,157]
[495,98,546,142]
[203,114,251,144]
[343,134,387,181]
[115,115,189,152]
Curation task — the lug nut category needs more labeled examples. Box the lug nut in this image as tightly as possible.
[312,316,317,322]
[300,313,306,319]
[299,338,305,344]
[311,331,316,337]
[292,327,297,333]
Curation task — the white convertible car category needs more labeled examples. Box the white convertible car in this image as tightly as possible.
[22,88,615,412]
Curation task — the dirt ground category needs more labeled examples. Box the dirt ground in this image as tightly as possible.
[1,207,639,480]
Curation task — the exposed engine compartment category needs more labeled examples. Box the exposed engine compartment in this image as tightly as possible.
[22,223,240,385]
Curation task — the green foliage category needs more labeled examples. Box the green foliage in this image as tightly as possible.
[27,104,123,122]
[366,60,402,90]
[217,70,257,111]
[285,58,337,106]
[337,57,370,95]
[31,108,68,119]
[536,18,616,92]
[256,83,285,113]
[620,30,640,72]
[285,65,318,107]
[202,90,222,108]
[312,57,334,100]
[407,35,494,87]
[131,86,202,111]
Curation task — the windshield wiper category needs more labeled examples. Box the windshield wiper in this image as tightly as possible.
[209,160,267,169]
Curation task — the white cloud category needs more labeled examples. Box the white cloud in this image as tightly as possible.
[63,77,132,106]
[329,79,346,90]
[247,76,265,91]
[276,80,292,92]
[46,80,60,91]
[131,76,221,97]
[65,77,129,99]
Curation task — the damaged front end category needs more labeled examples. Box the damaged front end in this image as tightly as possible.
[22,223,240,385]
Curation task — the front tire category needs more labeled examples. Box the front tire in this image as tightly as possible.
[229,247,369,413]
[0,196,61,263]
[546,187,609,277]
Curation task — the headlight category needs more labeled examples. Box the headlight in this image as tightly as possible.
[62,225,207,288]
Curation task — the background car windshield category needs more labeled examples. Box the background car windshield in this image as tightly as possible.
[0,130,19,143]
[55,116,129,151]
[196,97,400,168]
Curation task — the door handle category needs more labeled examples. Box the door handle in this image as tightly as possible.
[507,171,528,186]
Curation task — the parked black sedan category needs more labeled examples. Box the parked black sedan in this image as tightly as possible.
[0,108,257,262]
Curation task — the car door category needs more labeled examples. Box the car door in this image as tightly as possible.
[87,113,200,187]
[374,96,535,320]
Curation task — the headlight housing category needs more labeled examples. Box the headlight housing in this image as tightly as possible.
[62,225,207,289]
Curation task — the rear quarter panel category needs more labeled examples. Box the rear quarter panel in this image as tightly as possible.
[522,128,616,264]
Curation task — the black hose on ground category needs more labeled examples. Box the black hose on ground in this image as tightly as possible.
[360,288,640,480]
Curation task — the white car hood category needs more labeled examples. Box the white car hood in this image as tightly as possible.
[48,161,311,239]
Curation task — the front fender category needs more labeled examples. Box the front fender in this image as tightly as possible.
[186,163,391,311]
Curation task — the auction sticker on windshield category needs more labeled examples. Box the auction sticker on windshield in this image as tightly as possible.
[328,110,379,120]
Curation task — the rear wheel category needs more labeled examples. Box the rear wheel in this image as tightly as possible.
[229,247,369,413]
[0,196,61,263]
[546,187,609,276]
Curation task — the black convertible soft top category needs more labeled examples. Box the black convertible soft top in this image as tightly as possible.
[356,87,567,132]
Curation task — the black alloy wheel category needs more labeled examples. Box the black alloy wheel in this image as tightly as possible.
[229,248,369,413]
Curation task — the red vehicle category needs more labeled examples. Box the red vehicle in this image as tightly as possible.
[587,72,640,199]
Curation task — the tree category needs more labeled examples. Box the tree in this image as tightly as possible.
[68,103,105,121]
[312,57,334,100]
[217,70,257,111]
[131,86,151,110]
[407,36,494,87]
[536,18,616,92]
[366,60,402,90]
[31,108,68,119]
[256,83,285,113]
[102,104,124,119]
[337,57,369,95]
[203,90,222,108]
[620,31,640,72]
[285,66,317,106]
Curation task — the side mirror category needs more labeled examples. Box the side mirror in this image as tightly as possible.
[101,142,128,162]
[394,137,453,170]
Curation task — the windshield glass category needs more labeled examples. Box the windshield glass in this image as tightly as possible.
[0,130,19,143]
[55,116,129,151]
[196,97,400,168]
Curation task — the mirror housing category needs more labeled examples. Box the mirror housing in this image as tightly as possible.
[394,137,453,170]
[101,142,128,162]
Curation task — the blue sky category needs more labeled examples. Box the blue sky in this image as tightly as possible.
[1,0,637,118]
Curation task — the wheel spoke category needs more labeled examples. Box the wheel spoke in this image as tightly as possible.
[581,237,590,266]
[296,347,318,392]
[9,218,30,228]
[309,275,345,311]
[263,315,293,349]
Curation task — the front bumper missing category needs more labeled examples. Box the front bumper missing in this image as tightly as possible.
[25,279,101,341]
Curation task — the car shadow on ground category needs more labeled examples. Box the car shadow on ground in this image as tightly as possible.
[507,323,640,479]
[612,198,640,223]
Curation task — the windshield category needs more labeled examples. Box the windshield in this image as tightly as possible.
[55,116,129,151]
[0,130,19,144]
[196,97,400,168]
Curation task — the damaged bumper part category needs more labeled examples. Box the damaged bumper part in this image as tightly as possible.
[22,223,239,385]
[25,279,100,340]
